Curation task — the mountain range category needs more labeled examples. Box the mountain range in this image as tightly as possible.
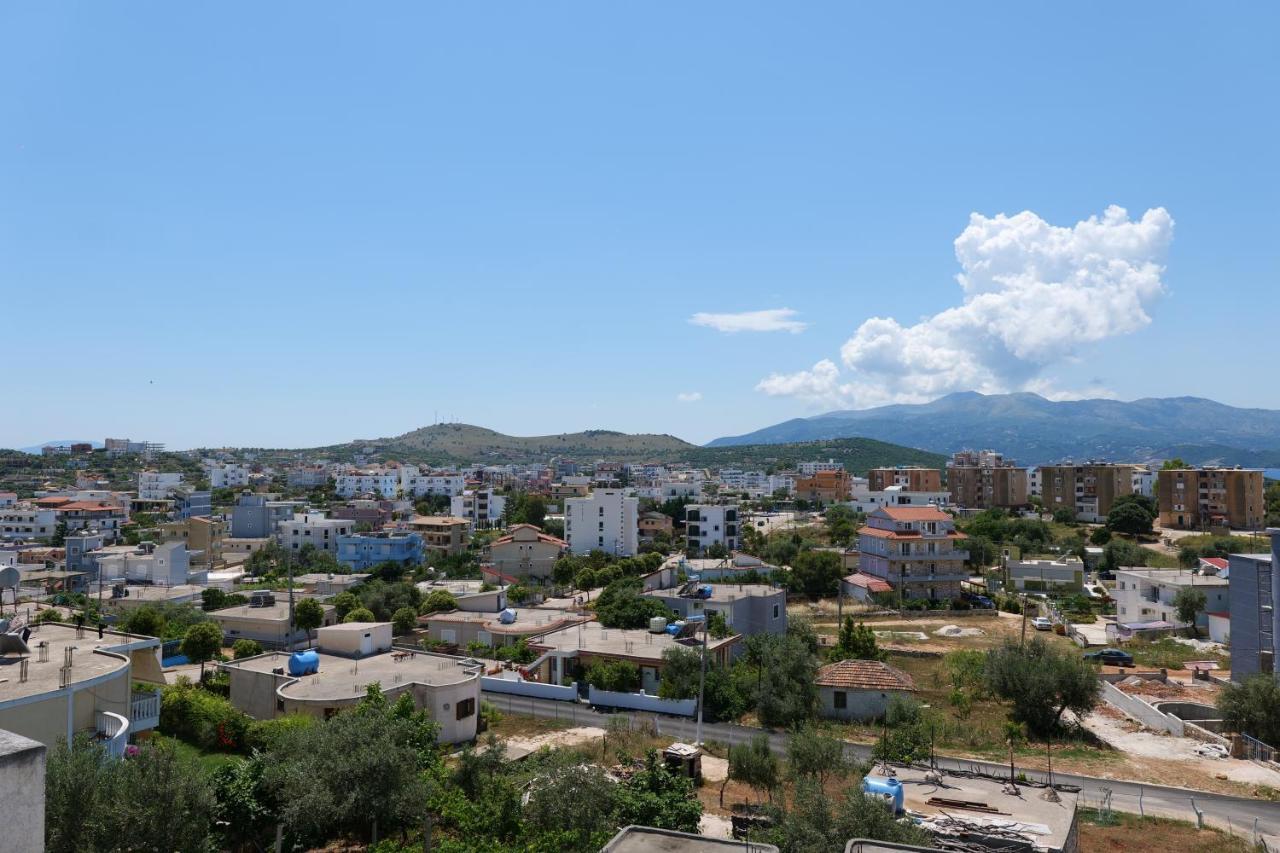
[310,423,945,473]
[708,392,1280,467]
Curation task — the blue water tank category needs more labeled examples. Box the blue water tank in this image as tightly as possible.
[861,775,904,813]
[497,608,517,625]
[288,650,320,676]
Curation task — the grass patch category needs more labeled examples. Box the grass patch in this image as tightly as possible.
[1125,638,1231,670]
[1078,807,1257,852]
[149,734,241,774]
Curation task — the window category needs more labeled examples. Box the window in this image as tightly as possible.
[772,603,780,619]
[456,697,476,720]
[833,691,847,709]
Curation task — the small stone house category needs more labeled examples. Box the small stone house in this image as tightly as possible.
[815,659,916,722]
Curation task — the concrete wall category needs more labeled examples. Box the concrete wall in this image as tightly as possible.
[587,686,696,717]
[0,729,45,853]
[481,675,578,701]
[818,686,907,722]
[1100,680,1183,736]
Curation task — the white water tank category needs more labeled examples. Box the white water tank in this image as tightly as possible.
[649,616,668,633]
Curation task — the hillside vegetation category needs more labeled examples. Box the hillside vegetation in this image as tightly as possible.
[305,424,944,472]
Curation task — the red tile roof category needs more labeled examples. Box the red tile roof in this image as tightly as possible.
[842,572,893,593]
[815,659,916,692]
[1199,558,1229,571]
[491,523,567,548]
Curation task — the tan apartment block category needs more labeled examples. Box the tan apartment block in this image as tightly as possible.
[948,465,1029,510]
[1157,467,1264,531]
[407,516,470,557]
[157,515,226,567]
[1038,464,1136,522]
[793,470,853,503]
[868,467,943,493]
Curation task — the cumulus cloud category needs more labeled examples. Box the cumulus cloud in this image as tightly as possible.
[676,391,703,403]
[690,308,807,334]
[757,205,1174,408]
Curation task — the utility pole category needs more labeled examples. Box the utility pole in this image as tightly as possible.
[696,614,708,747]
[1019,593,1028,648]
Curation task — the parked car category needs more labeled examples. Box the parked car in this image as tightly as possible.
[1030,616,1053,631]
[963,592,994,609]
[1083,648,1134,667]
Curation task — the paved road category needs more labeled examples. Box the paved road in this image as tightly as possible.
[482,692,1280,837]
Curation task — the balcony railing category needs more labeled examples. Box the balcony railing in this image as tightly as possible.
[131,689,162,731]
[96,711,130,759]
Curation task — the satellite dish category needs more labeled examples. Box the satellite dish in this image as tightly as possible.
[0,566,19,589]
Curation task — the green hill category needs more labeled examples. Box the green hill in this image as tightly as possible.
[307,424,944,473]
[315,423,697,465]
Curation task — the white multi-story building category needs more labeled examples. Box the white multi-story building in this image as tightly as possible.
[717,470,793,497]
[276,512,355,554]
[204,461,252,489]
[405,471,467,498]
[0,506,59,540]
[564,489,638,556]
[136,472,184,501]
[1028,468,1042,497]
[1113,567,1228,633]
[635,481,703,502]
[334,468,401,498]
[846,485,951,514]
[684,504,740,554]
[450,489,507,530]
[798,459,844,476]
[97,541,195,587]
[1132,467,1155,498]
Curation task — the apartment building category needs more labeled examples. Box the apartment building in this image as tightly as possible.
[276,512,354,555]
[136,471,183,501]
[793,470,853,504]
[204,461,252,489]
[335,531,424,570]
[221,623,482,743]
[638,511,673,543]
[856,506,969,602]
[867,467,943,493]
[564,489,638,556]
[404,471,467,498]
[847,485,951,514]
[157,516,226,568]
[1157,467,1265,531]
[286,466,329,488]
[0,623,165,755]
[328,499,393,531]
[450,489,507,531]
[947,451,1029,510]
[0,506,59,540]
[46,499,128,540]
[334,468,401,498]
[407,515,470,557]
[798,459,844,476]
[1113,567,1229,633]
[230,494,296,539]
[1132,467,1155,498]
[1227,534,1277,681]
[1037,463,1136,523]
[684,504,739,554]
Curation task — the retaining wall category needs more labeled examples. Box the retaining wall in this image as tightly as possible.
[1100,680,1184,736]
[481,675,578,702]
[587,686,696,717]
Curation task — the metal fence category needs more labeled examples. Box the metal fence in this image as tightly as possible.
[1239,732,1278,764]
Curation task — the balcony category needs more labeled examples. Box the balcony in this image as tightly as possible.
[96,710,130,759]
[131,689,162,731]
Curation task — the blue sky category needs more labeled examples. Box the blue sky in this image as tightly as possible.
[2,3,1276,449]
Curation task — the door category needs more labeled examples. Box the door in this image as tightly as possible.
[440,629,457,644]
[360,632,374,657]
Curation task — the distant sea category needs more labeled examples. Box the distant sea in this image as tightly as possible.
[1266,469,1280,481]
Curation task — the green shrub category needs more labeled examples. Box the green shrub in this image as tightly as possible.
[159,680,250,752]
[232,639,264,660]
[245,714,316,752]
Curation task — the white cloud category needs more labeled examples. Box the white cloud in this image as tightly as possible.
[676,391,703,403]
[757,205,1174,408]
[690,308,807,334]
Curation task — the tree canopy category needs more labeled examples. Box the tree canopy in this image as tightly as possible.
[984,637,1099,738]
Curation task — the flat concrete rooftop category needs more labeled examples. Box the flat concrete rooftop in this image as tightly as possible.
[530,622,736,663]
[225,647,480,701]
[0,622,159,703]
[424,607,587,634]
[603,826,778,852]
[647,583,783,603]
[210,601,334,623]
